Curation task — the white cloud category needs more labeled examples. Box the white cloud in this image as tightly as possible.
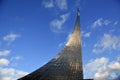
[3,33,20,45]
[0,67,28,80]
[85,57,108,72]
[55,0,67,10]
[93,34,120,54]
[84,32,91,38]
[0,55,28,80]
[92,18,103,28]
[82,31,91,38]
[84,57,120,80]
[0,58,9,66]
[42,0,54,8]
[42,0,67,10]
[108,62,120,71]
[13,70,28,80]
[50,13,69,32]
[94,61,120,80]
[0,49,28,80]
[92,18,112,28]
[0,50,11,56]
[0,33,27,80]
[94,71,109,80]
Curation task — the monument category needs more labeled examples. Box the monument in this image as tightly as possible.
[18,9,93,80]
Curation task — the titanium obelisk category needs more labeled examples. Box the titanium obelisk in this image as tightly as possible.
[18,9,83,80]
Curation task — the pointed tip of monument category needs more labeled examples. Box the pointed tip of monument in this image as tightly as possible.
[77,8,80,16]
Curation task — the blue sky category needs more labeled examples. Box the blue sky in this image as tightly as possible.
[0,0,120,80]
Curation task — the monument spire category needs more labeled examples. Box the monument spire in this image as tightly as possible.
[66,9,81,47]
[18,9,84,80]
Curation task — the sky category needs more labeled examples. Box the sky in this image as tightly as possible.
[0,0,120,80]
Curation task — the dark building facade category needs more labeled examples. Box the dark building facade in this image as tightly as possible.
[18,10,92,80]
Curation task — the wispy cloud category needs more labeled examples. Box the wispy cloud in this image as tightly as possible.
[92,18,103,28]
[92,18,112,28]
[92,18,119,28]
[82,31,91,38]
[0,50,11,56]
[42,0,67,10]
[42,0,54,8]
[55,0,67,10]
[3,33,20,45]
[50,13,69,32]
[93,34,120,54]
[85,57,120,80]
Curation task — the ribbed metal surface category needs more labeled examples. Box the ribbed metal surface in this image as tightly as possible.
[18,9,83,80]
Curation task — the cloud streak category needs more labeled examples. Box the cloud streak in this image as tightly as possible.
[92,18,111,28]
[91,18,119,28]
[55,0,67,10]
[42,0,67,10]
